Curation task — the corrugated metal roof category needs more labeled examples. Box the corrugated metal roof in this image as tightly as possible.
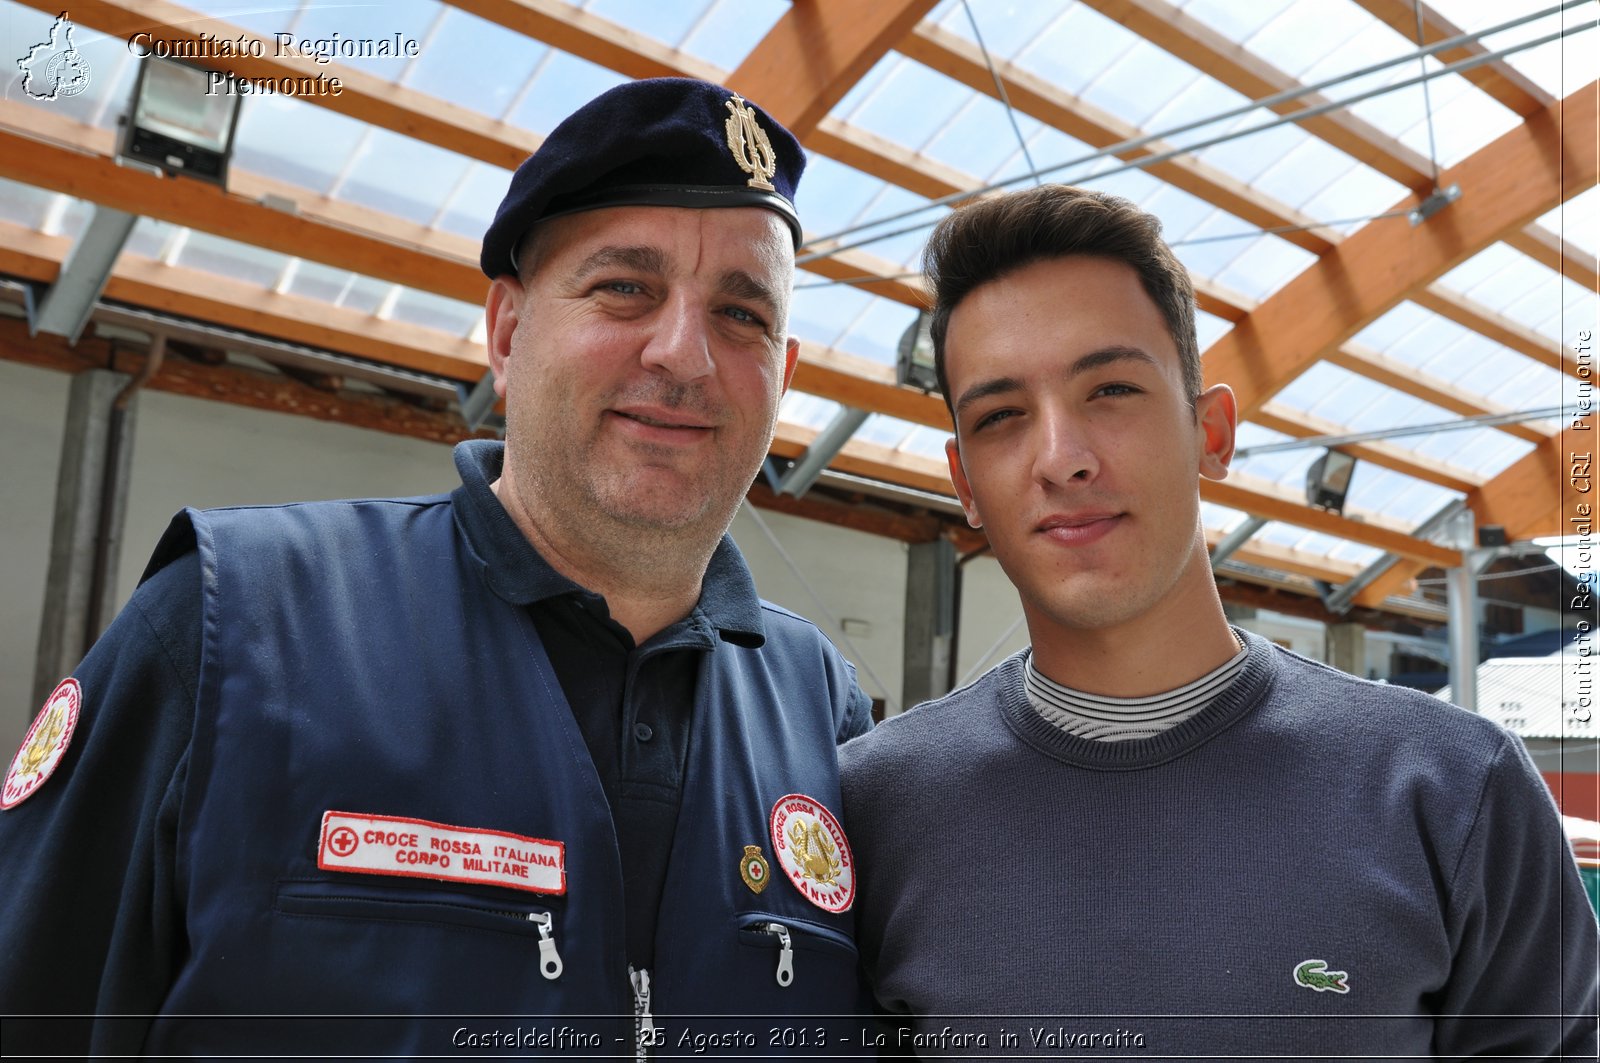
[1436,657,1597,739]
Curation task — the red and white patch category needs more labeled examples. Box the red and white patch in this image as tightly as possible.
[770,793,855,913]
[3,678,81,810]
[317,811,566,895]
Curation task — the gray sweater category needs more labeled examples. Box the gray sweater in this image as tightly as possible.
[840,632,1598,1059]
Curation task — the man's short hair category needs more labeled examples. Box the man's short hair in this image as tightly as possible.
[924,185,1201,411]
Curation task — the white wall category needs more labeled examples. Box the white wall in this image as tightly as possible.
[730,506,908,714]
[10,364,1040,745]
[0,361,70,743]
[116,389,451,605]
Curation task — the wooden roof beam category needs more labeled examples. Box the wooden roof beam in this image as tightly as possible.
[1250,403,1483,494]
[1411,282,1587,378]
[1325,343,1557,445]
[897,20,1340,255]
[728,0,941,138]
[1350,0,1553,117]
[1354,418,1580,608]
[1503,225,1600,294]
[1201,477,1462,567]
[1079,0,1584,307]
[1201,82,1598,418]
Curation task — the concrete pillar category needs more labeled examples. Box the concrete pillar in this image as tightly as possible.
[1446,561,1480,712]
[1325,622,1367,678]
[33,369,137,707]
[902,539,956,709]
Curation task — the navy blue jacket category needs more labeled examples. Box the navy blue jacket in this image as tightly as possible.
[1,445,871,1057]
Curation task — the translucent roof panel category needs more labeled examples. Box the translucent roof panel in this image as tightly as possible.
[1354,301,1576,412]
[830,299,921,368]
[386,288,482,336]
[170,230,294,290]
[1271,362,1536,479]
[778,391,843,431]
[584,0,712,51]
[1438,243,1595,338]
[1255,521,1385,567]
[232,97,369,196]
[679,0,789,70]
[0,178,59,232]
[1201,501,1254,535]
[1436,0,1600,99]
[331,129,476,227]
[507,52,628,133]
[1534,184,1598,259]
[400,7,549,118]
[274,2,441,82]
[794,156,939,246]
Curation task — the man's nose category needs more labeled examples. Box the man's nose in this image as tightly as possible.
[639,295,714,381]
[1033,410,1098,487]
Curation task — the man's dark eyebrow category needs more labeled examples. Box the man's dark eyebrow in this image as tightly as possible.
[954,347,1160,416]
[718,269,781,318]
[571,245,670,279]
[954,376,1025,416]
[1069,345,1160,376]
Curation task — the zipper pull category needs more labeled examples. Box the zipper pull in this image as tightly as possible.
[763,922,794,987]
[630,966,658,1060]
[531,912,563,980]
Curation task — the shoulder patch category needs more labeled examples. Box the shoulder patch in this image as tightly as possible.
[3,678,82,810]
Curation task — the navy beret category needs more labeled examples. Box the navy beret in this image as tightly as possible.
[481,77,806,278]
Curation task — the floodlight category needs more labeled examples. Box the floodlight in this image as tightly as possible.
[1305,449,1357,514]
[896,311,938,392]
[120,55,241,185]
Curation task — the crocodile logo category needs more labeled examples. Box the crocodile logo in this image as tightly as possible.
[1294,959,1350,993]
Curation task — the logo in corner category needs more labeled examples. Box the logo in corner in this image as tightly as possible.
[17,11,93,102]
[3,678,82,809]
[1293,958,1350,994]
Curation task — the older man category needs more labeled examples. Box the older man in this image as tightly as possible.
[840,185,1597,1057]
[1,78,871,1056]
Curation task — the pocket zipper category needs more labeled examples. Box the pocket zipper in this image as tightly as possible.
[755,921,795,987]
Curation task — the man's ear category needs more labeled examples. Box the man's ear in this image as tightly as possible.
[484,276,524,399]
[1195,383,1237,481]
[780,336,800,394]
[945,437,983,529]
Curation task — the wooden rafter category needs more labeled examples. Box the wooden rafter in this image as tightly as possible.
[1250,403,1482,495]
[1201,83,1597,418]
[1411,283,1588,378]
[1077,0,1593,302]
[1324,343,1557,446]
[728,0,941,138]
[896,21,1340,255]
[1350,0,1552,117]
[1354,420,1577,607]
[0,211,1453,565]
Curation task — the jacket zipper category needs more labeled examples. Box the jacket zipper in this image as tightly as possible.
[630,965,656,1060]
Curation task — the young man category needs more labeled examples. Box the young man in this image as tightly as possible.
[1,78,871,1056]
[840,185,1597,1056]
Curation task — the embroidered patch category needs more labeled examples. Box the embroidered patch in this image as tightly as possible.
[769,793,855,913]
[3,678,82,810]
[740,844,770,894]
[1293,959,1350,994]
[317,811,566,895]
